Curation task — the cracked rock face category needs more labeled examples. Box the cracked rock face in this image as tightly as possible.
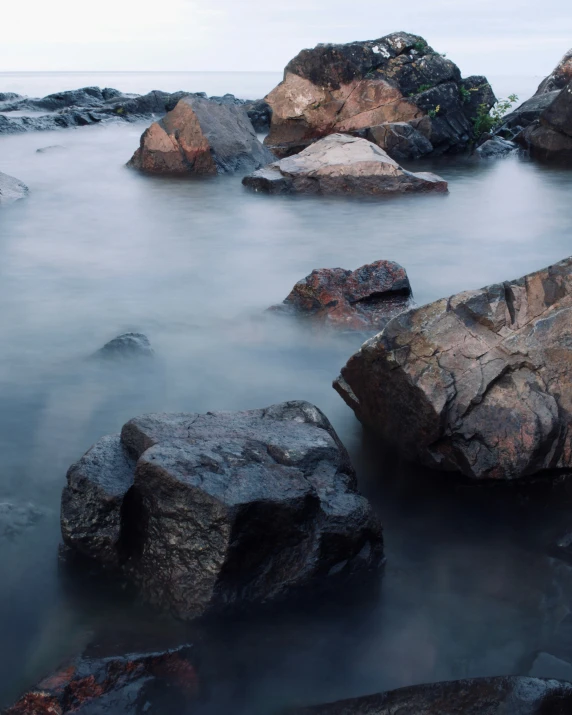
[61,401,383,620]
[517,81,572,161]
[263,31,495,159]
[334,257,572,481]
[127,96,273,176]
[289,676,572,714]
[243,134,448,196]
[271,260,413,330]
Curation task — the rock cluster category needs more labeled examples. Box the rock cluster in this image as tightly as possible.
[128,96,273,175]
[243,134,448,195]
[335,257,572,481]
[0,86,272,136]
[263,32,495,160]
[271,260,412,330]
[61,401,383,620]
[5,646,198,714]
[290,676,572,714]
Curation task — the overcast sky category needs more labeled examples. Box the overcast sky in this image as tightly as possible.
[2,0,570,77]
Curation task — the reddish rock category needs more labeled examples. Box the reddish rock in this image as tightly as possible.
[128,96,272,175]
[263,32,495,159]
[334,257,572,481]
[272,260,412,330]
[5,646,198,714]
[536,48,572,94]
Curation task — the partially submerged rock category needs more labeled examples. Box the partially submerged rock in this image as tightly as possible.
[517,82,572,160]
[271,260,412,330]
[476,136,518,158]
[5,645,198,714]
[334,257,572,481]
[94,332,154,360]
[128,96,273,175]
[263,32,495,158]
[61,401,383,620]
[0,171,28,205]
[290,676,572,714]
[243,134,447,196]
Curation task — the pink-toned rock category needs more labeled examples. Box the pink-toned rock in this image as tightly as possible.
[334,257,572,481]
[128,96,272,175]
[272,260,412,330]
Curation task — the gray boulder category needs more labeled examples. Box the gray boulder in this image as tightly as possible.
[290,676,572,714]
[476,136,518,158]
[0,171,28,205]
[61,401,383,620]
[94,332,154,360]
[516,81,572,160]
[128,96,273,175]
[243,134,447,196]
[361,120,433,161]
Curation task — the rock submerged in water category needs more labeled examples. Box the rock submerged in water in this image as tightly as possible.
[289,676,572,714]
[0,171,28,205]
[334,257,572,481]
[5,645,198,714]
[517,81,572,160]
[128,95,273,175]
[243,134,447,196]
[94,332,154,360]
[263,31,495,159]
[271,260,412,330]
[61,401,383,620]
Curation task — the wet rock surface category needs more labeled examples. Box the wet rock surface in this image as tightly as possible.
[61,401,383,620]
[0,171,29,205]
[517,82,572,161]
[128,96,273,175]
[335,257,572,481]
[289,676,572,714]
[243,134,447,196]
[271,260,412,330]
[5,645,198,714]
[94,333,154,361]
[263,32,495,159]
[0,86,270,136]
[476,136,518,158]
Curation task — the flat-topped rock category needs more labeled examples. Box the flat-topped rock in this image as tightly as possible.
[263,32,495,159]
[128,95,273,175]
[271,260,412,330]
[289,676,572,714]
[61,401,383,620]
[335,257,572,481]
[243,134,447,196]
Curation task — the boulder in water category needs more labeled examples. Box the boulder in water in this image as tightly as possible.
[61,401,383,620]
[128,96,273,175]
[0,171,28,205]
[334,257,572,481]
[271,260,412,330]
[243,134,447,196]
[94,332,154,360]
[517,81,572,160]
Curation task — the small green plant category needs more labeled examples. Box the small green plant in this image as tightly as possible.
[459,86,471,103]
[473,94,518,136]
[412,40,427,53]
[427,104,441,119]
[115,106,125,115]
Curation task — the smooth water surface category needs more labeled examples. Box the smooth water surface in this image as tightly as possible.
[0,72,572,712]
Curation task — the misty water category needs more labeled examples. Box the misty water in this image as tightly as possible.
[1,72,572,712]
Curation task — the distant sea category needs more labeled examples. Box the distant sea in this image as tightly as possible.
[0,71,543,104]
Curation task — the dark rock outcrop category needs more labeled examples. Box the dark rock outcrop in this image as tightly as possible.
[94,333,154,360]
[476,136,517,158]
[357,119,433,161]
[5,646,198,714]
[128,96,273,175]
[289,676,572,714]
[243,134,447,196]
[334,257,572,481]
[263,32,495,159]
[271,260,412,330]
[0,86,272,136]
[517,82,572,160]
[61,401,383,620]
[537,49,572,95]
[0,171,29,205]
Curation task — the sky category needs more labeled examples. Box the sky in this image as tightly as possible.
[2,0,571,77]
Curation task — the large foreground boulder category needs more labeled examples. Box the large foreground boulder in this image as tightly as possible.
[61,401,383,620]
[271,260,412,330]
[334,257,572,481]
[0,171,28,205]
[243,134,447,196]
[263,32,495,159]
[6,646,198,714]
[127,96,273,175]
[290,676,572,714]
